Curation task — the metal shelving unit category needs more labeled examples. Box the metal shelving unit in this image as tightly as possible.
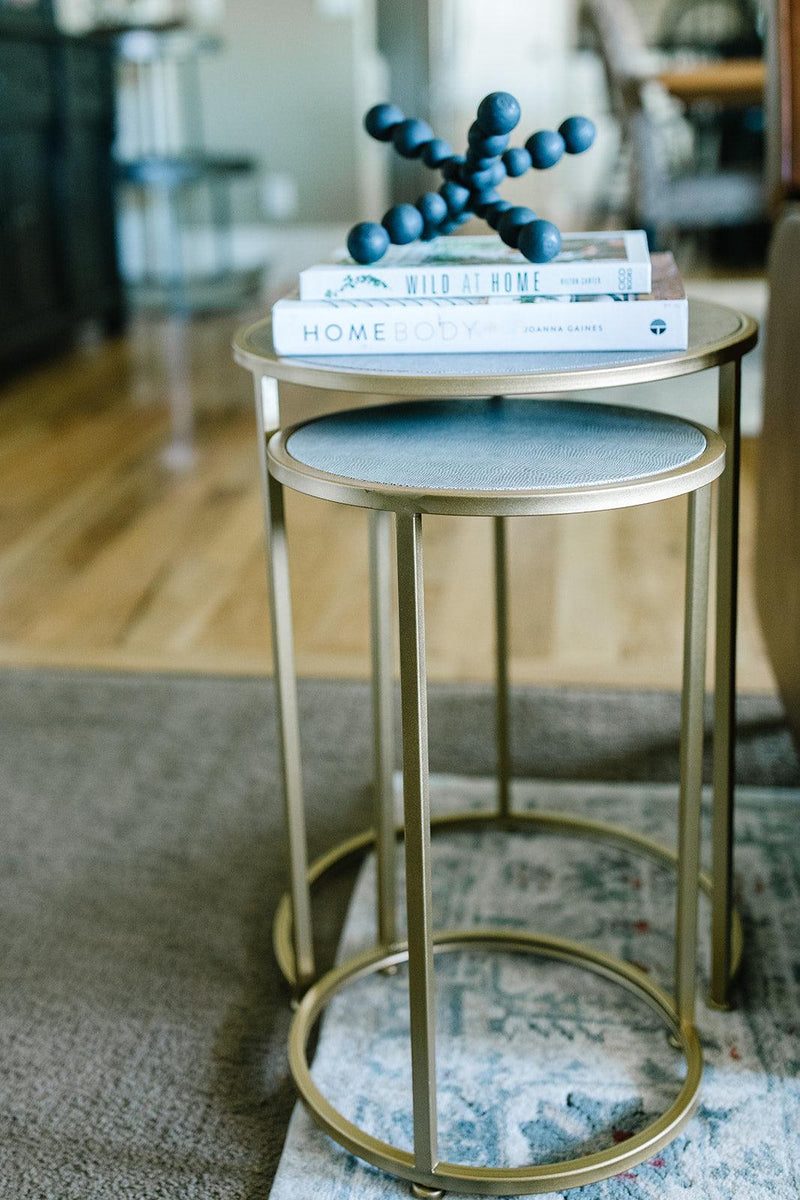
[115,26,263,311]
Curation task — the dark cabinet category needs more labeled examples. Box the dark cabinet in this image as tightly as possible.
[55,42,122,327]
[0,129,61,330]
[0,19,123,371]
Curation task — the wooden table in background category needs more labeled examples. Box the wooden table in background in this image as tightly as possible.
[657,57,765,105]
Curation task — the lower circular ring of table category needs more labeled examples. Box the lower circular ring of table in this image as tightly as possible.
[288,929,704,1196]
[272,809,745,994]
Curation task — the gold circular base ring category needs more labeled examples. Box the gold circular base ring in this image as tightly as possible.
[289,930,703,1195]
[273,808,744,991]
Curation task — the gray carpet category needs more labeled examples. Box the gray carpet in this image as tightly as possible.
[1,668,797,1199]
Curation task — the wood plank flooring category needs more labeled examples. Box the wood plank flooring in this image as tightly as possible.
[0,309,777,691]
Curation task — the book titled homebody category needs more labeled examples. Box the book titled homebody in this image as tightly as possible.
[298,231,651,300]
[272,253,688,356]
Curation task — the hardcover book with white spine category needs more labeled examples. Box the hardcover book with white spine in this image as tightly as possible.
[298,231,651,300]
[272,253,688,356]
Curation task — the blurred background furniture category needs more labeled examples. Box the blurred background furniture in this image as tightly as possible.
[656,58,764,104]
[658,0,766,227]
[756,213,800,747]
[0,0,122,371]
[114,26,262,311]
[772,0,800,199]
[581,0,766,250]
[658,0,763,58]
[111,25,267,467]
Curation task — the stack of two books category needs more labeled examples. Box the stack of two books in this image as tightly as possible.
[271,231,689,356]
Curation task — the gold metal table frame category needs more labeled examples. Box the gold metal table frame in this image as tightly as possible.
[232,311,757,1193]
[233,299,757,1015]
[261,397,724,1195]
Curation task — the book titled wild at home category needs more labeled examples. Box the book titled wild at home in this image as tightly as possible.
[271,253,688,356]
[298,231,651,300]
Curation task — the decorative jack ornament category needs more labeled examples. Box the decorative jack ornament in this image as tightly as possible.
[347,91,596,266]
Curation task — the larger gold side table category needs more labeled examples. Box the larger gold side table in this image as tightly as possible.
[233,299,757,1013]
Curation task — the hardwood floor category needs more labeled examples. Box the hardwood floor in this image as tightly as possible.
[0,309,777,692]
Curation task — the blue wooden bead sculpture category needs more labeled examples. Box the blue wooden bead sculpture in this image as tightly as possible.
[416,192,448,226]
[486,199,513,230]
[476,90,521,136]
[467,124,510,158]
[439,180,470,215]
[422,138,453,168]
[503,146,532,178]
[559,115,596,155]
[382,203,425,245]
[441,154,466,182]
[518,219,562,263]
[351,92,596,265]
[498,205,537,249]
[346,221,390,264]
[364,102,404,142]
[473,189,502,218]
[525,129,566,171]
[392,118,434,159]
[466,152,497,172]
[469,159,507,192]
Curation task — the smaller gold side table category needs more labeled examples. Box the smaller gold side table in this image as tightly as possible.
[266,395,725,1194]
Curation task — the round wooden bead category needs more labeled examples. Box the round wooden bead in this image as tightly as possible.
[518,218,562,263]
[498,205,537,248]
[469,160,507,191]
[422,138,453,167]
[439,180,470,215]
[472,189,502,218]
[503,147,532,177]
[559,115,596,155]
[364,103,404,142]
[392,118,434,158]
[441,154,467,182]
[416,191,449,226]
[467,122,510,157]
[439,212,470,235]
[457,161,474,187]
[420,221,441,241]
[466,149,498,171]
[347,221,390,264]
[382,203,424,245]
[486,200,513,230]
[525,129,566,170]
[476,91,521,136]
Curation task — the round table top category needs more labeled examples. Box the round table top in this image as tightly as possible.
[233,298,757,398]
[269,397,725,517]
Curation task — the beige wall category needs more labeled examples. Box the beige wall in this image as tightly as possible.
[198,0,384,224]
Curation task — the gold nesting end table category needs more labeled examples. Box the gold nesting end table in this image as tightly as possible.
[233,300,757,1193]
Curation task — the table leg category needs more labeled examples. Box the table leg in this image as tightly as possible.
[711,359,741,1009]
[396,512,439,1179]
[369,509,398,948]
[494,515,512,819]
[255,380,315,995]
[675,486,712,1031]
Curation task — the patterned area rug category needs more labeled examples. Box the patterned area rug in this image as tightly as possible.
[271,776,800,1200]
